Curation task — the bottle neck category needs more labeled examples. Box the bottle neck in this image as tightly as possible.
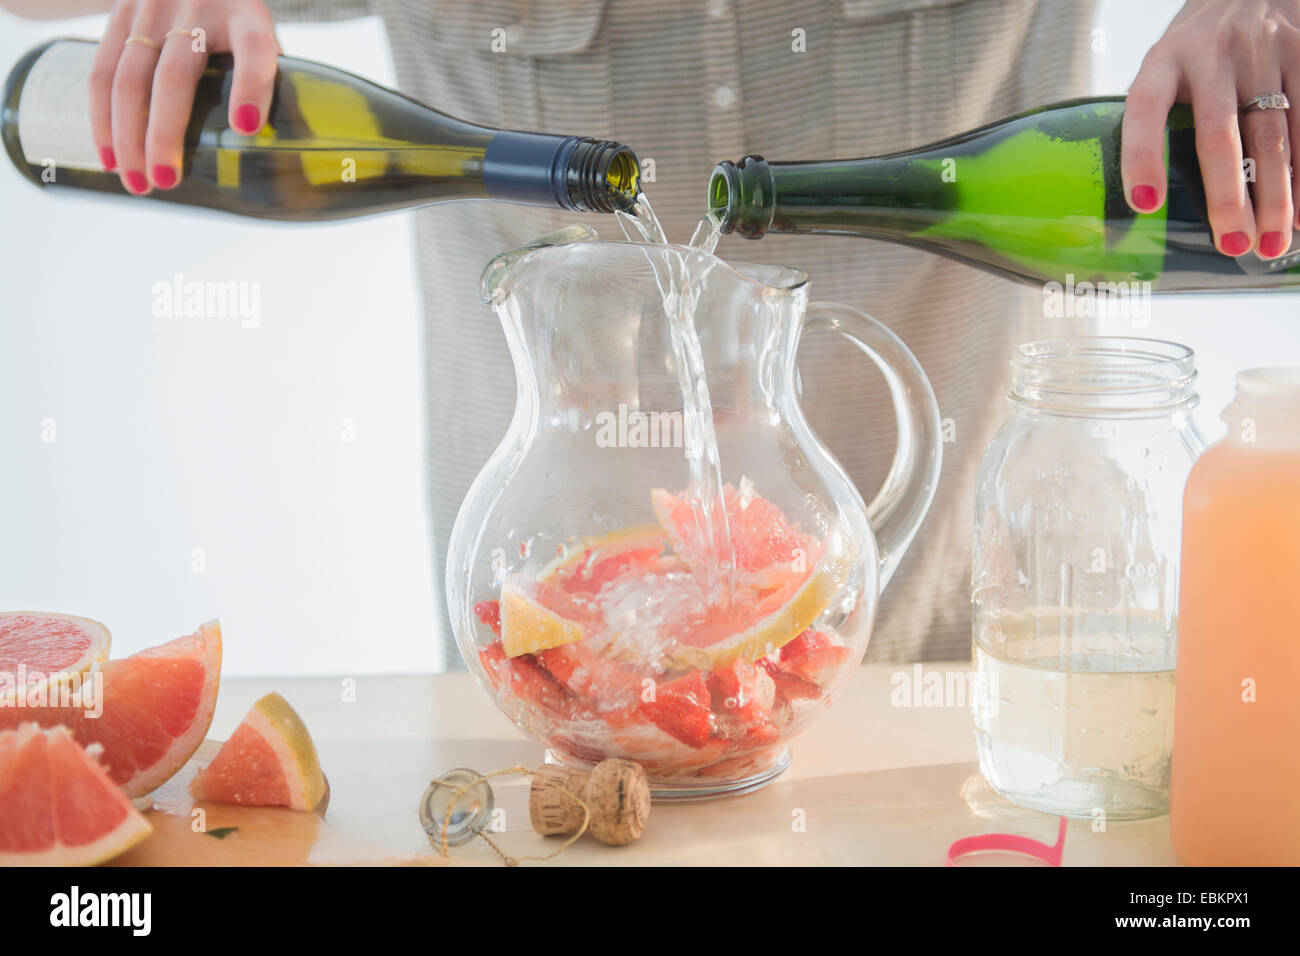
[709,153,952,240]
[1222,369,1300,449]
[482,132,638,213]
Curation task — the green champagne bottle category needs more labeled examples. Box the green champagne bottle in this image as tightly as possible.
[2,38,639,219]
[710,97,1300,292]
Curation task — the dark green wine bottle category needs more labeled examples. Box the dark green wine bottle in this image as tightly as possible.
[2,38,639,220]
[710,97,1300,292]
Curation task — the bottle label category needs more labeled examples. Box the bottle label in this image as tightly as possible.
[18,40,101,172]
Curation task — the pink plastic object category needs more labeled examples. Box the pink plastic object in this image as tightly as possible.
[946,816,1067,866]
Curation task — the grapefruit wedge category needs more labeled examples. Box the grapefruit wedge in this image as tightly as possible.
[678,540,853,666]
[537,525,668,592]
[500,527,671,659]
[651,481,817,587]
[0,723,152,866]
[500,578,592,659]
[0,612,111,703]
[191,692,326,812]
[0,620,222,798]
[650,483,855,665]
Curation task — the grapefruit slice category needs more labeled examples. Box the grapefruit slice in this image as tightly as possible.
[678,537,854,666]
[537,525,667,594]
[191,692,326,812]
[0,723,151,866]
[0,620,222,798]
[651,481,817,587]
[500,577,605,659]
[0,612,110,703]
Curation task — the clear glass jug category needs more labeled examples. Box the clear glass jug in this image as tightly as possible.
[447,226,942,798]
[971,337,1205,819]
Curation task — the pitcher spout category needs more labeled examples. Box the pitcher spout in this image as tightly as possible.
[477,224,600,304]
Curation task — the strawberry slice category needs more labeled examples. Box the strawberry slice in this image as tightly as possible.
[636,671,712,748]
[474,600,502,636]
[538,640,644,715]
[707,658,776,723]
[779,629,853,688]
[479,641,587,721]
[779,628,832,664]
[758,657,824,701]
[714,711,781,746]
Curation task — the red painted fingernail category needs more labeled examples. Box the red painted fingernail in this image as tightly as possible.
[233,103,260,134]
[123,170,149,195]
[1131,184,1159,211]
[1259,231,1286,258]
[99,146,116,171]
[1220,231,1251,256]
[151,164,178,189]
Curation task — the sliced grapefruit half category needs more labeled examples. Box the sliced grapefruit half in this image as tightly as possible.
[0,612,111,704]
[0,620,222,798]
[191,692,326,812]
[0,723,152,866]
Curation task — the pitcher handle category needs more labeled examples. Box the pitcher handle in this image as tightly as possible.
[801,302,942,589]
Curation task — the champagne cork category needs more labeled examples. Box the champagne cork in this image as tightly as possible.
[529,759,651,846]
[586,759,650,846]
[529,765,591,837]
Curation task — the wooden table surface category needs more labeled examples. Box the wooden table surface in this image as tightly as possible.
[195,662,1179,866]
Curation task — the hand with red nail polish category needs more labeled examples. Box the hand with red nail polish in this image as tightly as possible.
[1122,0,1298,259]
[82,0,280,197]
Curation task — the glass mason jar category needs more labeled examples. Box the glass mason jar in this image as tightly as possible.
[971,338,1205,819]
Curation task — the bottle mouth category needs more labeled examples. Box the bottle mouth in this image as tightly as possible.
[707,157,773,238]
[564,140,640,213]
[1009,337,1198,417]
[708,163,738,234]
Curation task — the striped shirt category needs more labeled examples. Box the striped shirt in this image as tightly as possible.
[269,0,1098,663]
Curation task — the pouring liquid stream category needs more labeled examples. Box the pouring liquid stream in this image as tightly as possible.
[616,194,734,603]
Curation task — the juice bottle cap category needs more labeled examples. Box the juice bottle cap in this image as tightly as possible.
[1235,367,1300,402]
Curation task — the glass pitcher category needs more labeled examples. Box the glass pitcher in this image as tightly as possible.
[971,337,1206,819]
[447,226,942,799]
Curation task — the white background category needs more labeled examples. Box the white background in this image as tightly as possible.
[1,2,1297,675]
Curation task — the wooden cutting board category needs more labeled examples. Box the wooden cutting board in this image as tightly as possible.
[108,740,452,866]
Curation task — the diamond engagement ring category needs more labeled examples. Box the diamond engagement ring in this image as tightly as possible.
[1239,92,1291,113]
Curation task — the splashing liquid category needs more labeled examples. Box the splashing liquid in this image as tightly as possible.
[616,195,734,601]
